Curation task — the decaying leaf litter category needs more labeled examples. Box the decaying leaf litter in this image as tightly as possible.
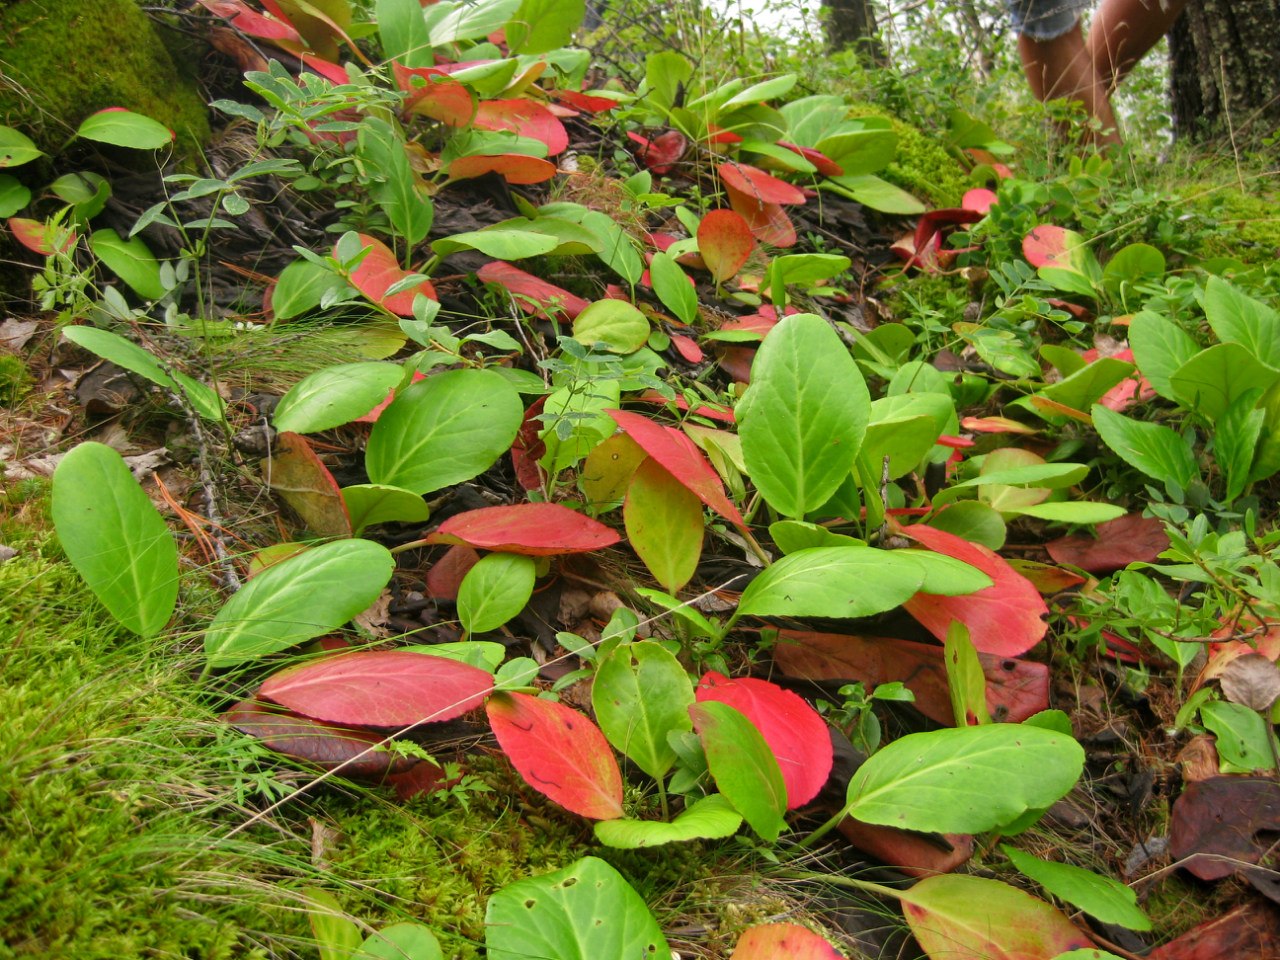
[2,0,1279,957]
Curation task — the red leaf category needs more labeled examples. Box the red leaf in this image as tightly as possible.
[8,217,76,256]
[627,130,687,174]
[899,524,1049,657]
[425,544,481,601]
[476,261,589,319]
[341,233,436,317]
[427,503,621,555]
[717,161,806,205]
[355,371,426,424]
[1148,901,1280,960]
[835,819,974,877]
[772,629,1049,726]
[724,183,797,247]
[552,88,619,113]
[1022,224,1075,268]
[258,650,494,727]
[670,333,704,364]
[697,209,756,284]
[636,390,736,423]
[731,923,842,960]
[1198,618,1280,687]
[1169,776,1280,881]
[776,141,844,177]
[474,99,568,155]
[959,416,1039,435]
[448,153,557,184]
[961,188,998,214]
[606,409,745,528]
[510,396,548,492]
[705,124,743,145]
[394,63,474,126]
[224,699,417,776]
[486,690,624,819]
[1045,513,1169,573]
[696,672,832,808]
[297,53,350,85]
[197,0,303,42]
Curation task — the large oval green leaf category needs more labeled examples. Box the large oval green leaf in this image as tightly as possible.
[734,546,926,622]
[592,640,694,780]
[203,539,394,667]
[1091,404,1198,491]
[737,313,870,519]
[844,723,1084,833]
[690,701,787,842]
[76,109,173,149]
[593,794,742,849]
[365,369,523,494]
[485,856,669,960]
[457,552,536,635]
[51,442,178,637]
[89,228,167,300]
[1168,341,1280,420]
[274,362,404,434]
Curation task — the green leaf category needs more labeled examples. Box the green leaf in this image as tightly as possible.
[304,889,362,960]
[649,251,698,325]
[634,586,720,640]
[690,701,787,842]
[341,483,430,534]
[0,125,43,167]
[594,794,742,848]
[361,923,444,960]
[1038,265,1097,299]
[401,641,505,672]
[734,546,925,622]
[431,227,558,260]
[1168,342,1280,420]
[1051,951,1126,960]
[927,502,1007,551]
[61,325,224,420]
[1214,388,1265,502]
[737,314,870,518]
[1201,700,1279,773]
[822,174,925,214]
[593,640,694,780]
[203,539,394,667]
[844,723,1084,833]
[366,369,523,494]
[572,299,649,354]
[723,73,797,107]
[1128,310,1200,403]
[485,857,669,960]
[0,174,31,217]
[359,117,433,246]
[457,552,536,635]
[76,109,173,149]
[90,228,167,300]
[429,0,521,45]
[1012,502,1128,523]
[1034,357,1134,415]
[1091,404,1198,491]
[51,442,178,637]
[376,0,433,66]
[1102,242,1165,292]
[1249,380,1280,483]
[933,462,1089,507]
[945,622,990,726]
[581,209,644,283]
[815,129,897,174]
[505,0,585,54]
[623,458,703,593]
[272,257,346,321]
[1203,275,1280,369]
[1002,845,1152,931]
[274,362,404,434]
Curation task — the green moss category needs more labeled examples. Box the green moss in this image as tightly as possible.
[0,0,211,156]
[0,354,33,405]
[1186,183,1280,261]
[846,101,969,209]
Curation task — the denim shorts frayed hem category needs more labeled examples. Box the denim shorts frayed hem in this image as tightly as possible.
[1006,0,1090,40]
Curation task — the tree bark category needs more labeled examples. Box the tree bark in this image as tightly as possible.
[1168,0,1280,140]
[821,0,888,64]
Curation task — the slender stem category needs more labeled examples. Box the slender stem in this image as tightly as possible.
[792,802,853,850]
[390,537,434,555]
[775,868,904,901]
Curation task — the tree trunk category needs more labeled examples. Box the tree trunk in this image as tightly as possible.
[1168,0,1280,140]
[821,0,888,64]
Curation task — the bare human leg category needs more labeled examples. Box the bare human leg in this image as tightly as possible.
[1018,20,1121,144]
[1087,0,1191,90]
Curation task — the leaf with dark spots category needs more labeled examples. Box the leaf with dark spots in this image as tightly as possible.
[264,431,352,538]
[1169,776,1280,882]
[1045,513,1170,573]
[224,699,416,777]
[486,691,623,820]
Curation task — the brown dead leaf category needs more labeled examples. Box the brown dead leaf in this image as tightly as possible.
[1169,776,1280,882]
[836,818,973,878]
[0,317,39,351]
[425,544,480,601]
[1177,735,1221,782]
[1045,513,1169,573]
[264,432,352,538]
[224,700,416,777]
[1221,653,1280,711]
[1146,899,1280,960]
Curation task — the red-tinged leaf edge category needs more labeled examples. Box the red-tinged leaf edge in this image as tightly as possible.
[731,923,843,960]
[474,99,568,155]
[341,233,436,316]
[486,691,624,820]
[448,153,557,185]
[224,699,416,777]
[476,261,589,319]
[427,502,621,555]
[717,161,806,205]
[9,217,76,256]
[698,208,756,284]
[777,141,844,177]
[696,671,833,808]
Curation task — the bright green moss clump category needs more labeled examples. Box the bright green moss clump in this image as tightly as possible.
[843,100,968,209]
[0,0,211,155]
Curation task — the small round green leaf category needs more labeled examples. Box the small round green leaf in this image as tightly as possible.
[274,362,404,434]
[593,640,694,780]
[572,299,650,354]
[594,794,742,848]
[0,125,44,167]
[457,552,536,635]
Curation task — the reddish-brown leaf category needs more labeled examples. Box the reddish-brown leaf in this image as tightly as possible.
[1005,559,1087,595]
[1198,619,1280,687]
[717,161,806,205]
[776,141,844,176]
[835,818,973,877]
[731,923,842,959]
[258,650,494,727]
[1169,776,1280,881]
[476,261,588,319]
[636,389,735,423]
[552,88,619,113]
[224,699,417,776]
[961,187,998,214]
[196,0,303,42]
[265,432,352,537]
[606,409,746,529]
[724,183,797,248]
[696,672,832,808]
[341,233,436,317]
[428,503,621,555]
[772,629,1049,726]
[509,396,548,493]
[394,62,475,126]
[1022,224,1074,268]
[899,524,1048,657]
[474,99,568,155]
[626,130,687,174]
[425,544,481,601]
[1045,512,1169,573]
[670,333,704,364]
[1147,901,1280,960]
[448,153,557,185]
[8,217,76,256]
[697,209,756,284]
[486,690,624,820]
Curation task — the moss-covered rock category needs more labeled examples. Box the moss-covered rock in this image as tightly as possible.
[0,0,211,155]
